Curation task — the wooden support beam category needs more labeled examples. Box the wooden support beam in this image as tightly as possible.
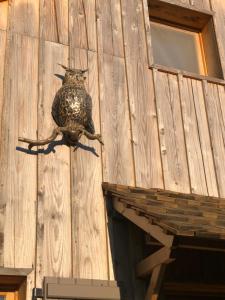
[145,265,166,300]
[113,199,174,247]
[136,247,173,278]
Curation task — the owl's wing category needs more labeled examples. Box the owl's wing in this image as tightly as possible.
[84,94,95,134]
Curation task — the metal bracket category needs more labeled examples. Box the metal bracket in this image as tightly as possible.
[32,288,44,300]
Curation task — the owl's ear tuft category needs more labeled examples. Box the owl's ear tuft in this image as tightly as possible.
[58,63,69,71]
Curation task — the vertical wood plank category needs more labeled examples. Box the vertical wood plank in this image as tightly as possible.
[70,48,108,279]
[179,76,207,195]
[121,0,148,65]
[211,0,225,77]
[154,71,190,192]
[204,82,225,197]
[96,0,113,55]
[0,1,8,30]
[96,0,124,57]
[0,30,6,266]
[8,0,39,37]
[36,41,71,287]
[110,0,124,57]
[0,33,38,271]
[121,0,163,188]
[69,0,97,51]
[142,0,154,65]
[189,0,211,10]
[192,79,218,197]
[100,54,134,185]
[40,0,69,45]
[15,35,38,299]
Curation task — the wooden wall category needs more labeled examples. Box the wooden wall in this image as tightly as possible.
[0,0,225,298]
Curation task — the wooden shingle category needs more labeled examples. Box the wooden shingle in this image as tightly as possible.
[103,182,225,240]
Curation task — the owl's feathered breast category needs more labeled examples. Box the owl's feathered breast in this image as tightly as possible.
[52,84,95,134]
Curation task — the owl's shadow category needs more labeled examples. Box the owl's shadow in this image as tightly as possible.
[16,136,100,157]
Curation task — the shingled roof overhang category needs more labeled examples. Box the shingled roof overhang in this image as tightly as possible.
[103,183,225,299]
[102,182,225,248]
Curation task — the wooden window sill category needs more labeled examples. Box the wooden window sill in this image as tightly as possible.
[149,64,225,85]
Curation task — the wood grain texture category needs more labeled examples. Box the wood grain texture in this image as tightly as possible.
[96,0,124,57]
[179,76,208,195]
[121,0,148,65]
[8,0,39,37]
[40,0,68,45]
[121,0,163,188]
[154,71,190,193]
[191,79,218,197]
[189,0,211,10]
[142,0,153,65]
[0,30,6,267]
[0,0,8,30]
[100,53,134,185]
[211,0,225,77]
[166,0,190,5]
[204,82,225,197]
[0,33,38,270]
[70,48,108,279]
[69,0,97,51]
[36,41,71,287]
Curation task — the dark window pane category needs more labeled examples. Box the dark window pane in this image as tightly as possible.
[151,21,205,75]
[0,296,5,300]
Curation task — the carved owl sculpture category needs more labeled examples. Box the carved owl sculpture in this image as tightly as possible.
[19,64,103,150]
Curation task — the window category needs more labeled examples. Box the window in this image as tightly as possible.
[149,0,223,78]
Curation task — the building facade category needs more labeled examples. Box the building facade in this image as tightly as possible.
[0,0,225,299]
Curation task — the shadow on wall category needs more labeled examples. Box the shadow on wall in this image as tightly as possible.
[105,197,147,300]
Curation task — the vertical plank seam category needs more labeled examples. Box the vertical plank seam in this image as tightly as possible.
[190,79,209,195]
[34,1,43,286]
[211,2,225,79]
[152,69,166,190]
[81,0,89,50]
[167,73,190,191]
[53,0,60,43]
[95,0,110,280]
[216,83,225,160]
[108,0,115,57]
[202,80,221,197]
[177,74,197,194]
[68,0,74,278]
[141,0,153,66]
[2,30,15,268]
[119,0,137,187]
[34,31,41,291]
[5,0,10,32]
[68,0,73,279]
[0,32,8,266]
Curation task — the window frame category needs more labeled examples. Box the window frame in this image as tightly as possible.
[145,0,224,81]
[150,19,208,76]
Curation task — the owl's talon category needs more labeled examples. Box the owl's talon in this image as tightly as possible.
[97,135,104,145]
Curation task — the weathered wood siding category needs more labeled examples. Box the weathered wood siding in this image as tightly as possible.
[0,0,225,298]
